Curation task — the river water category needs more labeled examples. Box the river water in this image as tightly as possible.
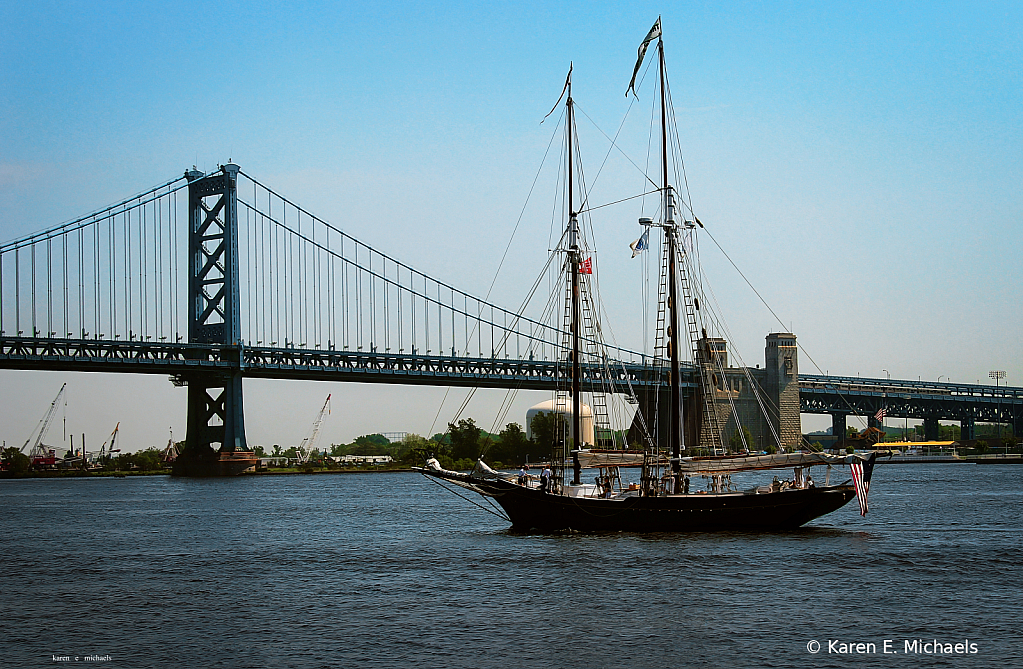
[1,464,1020,668]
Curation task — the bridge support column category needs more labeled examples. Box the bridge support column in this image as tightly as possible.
[831,414,847,441]
[174,164,250,477]
[924,417,940,441]
[960,417,975,441]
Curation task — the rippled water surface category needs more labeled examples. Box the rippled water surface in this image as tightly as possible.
[1,464,1021,668]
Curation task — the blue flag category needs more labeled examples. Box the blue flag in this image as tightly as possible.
[630,228,650,258]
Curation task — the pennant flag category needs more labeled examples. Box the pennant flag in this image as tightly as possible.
[542,63,573,124]
[580,257,593,274]
[850,452,878,516]
[630,228,650,258]
[627,17,662,97]
[874,407,887,421]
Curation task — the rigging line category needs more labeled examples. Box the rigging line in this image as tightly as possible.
[420,474,510,521]
[575,189,661,215]
[663,72,696,219]
[693,250,784,446]
[480,106,563,308]
[237,173,596,353]
[427,387,453,439]
[580,96,638,200]
[574,102,658,193]
[238,199,610,354]
[698,223,866,426]
[239,170,528,320]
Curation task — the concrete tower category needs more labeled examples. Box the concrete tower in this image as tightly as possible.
[765,333,801,449]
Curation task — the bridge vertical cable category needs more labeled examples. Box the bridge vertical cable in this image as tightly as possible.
[0,177,189,346]
[235,170,633,366]
[1,167,648,384]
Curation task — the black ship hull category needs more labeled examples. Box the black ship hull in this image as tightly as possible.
[422,470,856,532]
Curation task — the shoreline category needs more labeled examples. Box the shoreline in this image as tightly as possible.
[0,467,416,480]
[4,457,1021,480]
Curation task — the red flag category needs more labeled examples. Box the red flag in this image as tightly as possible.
[580,257,593,274]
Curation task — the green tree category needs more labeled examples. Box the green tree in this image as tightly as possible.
[449,418,483,461]
[530,411,566,457]
[114,452,136,470]
[729,426,754,452]
[253,445,267,458]
[846,426,860,438]
[398,433,432,464]
[134,448,165,472]
[492,422,530,465]
[271,444,283,457]
[2,447,31,474]
[350,442,389,456]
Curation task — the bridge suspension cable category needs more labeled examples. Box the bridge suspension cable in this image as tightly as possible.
[1,167,646,369]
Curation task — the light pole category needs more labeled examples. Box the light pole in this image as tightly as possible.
[990,370,1006,448]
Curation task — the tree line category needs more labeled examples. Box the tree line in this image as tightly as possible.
[261,411,571,471]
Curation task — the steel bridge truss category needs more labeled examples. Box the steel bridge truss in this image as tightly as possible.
[3,164,1020,450]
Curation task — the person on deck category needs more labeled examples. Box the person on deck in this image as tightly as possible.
[540,466,552,493]
[519,466,530,486]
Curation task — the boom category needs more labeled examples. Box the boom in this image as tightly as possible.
[21,383,67,458]
[298,394,331,463]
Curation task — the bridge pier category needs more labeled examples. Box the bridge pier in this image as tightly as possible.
[831,413,847,441]
[960,417,976,441]
[173,164,251,477]
[924,417,940,441]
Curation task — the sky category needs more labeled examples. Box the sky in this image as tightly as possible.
[1,1,1020,452]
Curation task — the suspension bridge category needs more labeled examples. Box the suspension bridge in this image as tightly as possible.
[1,164,1020,470]
[0,164,660,468]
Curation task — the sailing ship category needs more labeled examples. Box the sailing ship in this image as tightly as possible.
[417,19,876,532]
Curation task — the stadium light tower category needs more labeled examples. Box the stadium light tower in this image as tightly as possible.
[989,371,1006,442]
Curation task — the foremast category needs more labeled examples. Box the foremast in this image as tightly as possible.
[565,71,584,486]
[658,38,684,494]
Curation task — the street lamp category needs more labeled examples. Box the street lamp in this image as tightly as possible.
[990,370,1006,446]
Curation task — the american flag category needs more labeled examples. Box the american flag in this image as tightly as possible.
[874,407,887,421]
[850,452,878,516]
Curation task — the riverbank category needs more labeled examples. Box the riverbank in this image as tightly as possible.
[252,467,415,475]
[879,454,1023,465]
[0,466,415,479]
[0,469,169,479]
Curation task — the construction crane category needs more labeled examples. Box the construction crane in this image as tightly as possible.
[20,383,67,467]
[297,394,331,463]
[98,422,121,464]
[161,427,179,463]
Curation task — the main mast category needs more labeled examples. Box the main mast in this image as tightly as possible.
[659,37,684,493]
[567,72,583,486]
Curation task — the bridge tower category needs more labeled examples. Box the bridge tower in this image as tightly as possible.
[174,164,249,475]
[765,333,800,450]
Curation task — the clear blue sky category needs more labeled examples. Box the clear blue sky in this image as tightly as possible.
[1,1,1020,450]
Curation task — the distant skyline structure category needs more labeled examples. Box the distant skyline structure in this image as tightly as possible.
[1,2,1020,451]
